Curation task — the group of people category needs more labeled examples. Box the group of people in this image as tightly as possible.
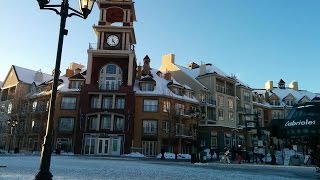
[209,145,244,164]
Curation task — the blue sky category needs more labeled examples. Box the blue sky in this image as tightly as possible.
[1,0,320,92]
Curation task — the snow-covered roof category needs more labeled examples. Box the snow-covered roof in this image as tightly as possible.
[134,69,198,103]
[271,87,316,101]
[14,65,53,85]
[253,87,317,108]
[174,65,208,91]
[205,63,229,77]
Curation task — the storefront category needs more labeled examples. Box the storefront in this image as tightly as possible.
[270,102,320,165]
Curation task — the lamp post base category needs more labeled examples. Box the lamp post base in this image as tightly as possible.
[34,170,53,180]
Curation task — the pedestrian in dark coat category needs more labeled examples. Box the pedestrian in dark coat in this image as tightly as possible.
[161,147,165,160]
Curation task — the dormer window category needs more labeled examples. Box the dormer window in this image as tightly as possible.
[70,81,82,89]
[141,83,154,91]
[171,87,181,95]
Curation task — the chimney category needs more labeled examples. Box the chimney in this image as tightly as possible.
[199,64,207,76]
[34,70,43,82]
[265,91,270,103]
[289,81,298,91]
[68,62,84,71]
[162,54,175,65]
[265,80,273,91]
[137,64,142,79]
[75,68,81,74]
[66,69,74,77]
[142,55,151,76]
[164,72,171,81]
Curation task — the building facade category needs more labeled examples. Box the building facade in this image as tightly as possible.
[75,0,137,155]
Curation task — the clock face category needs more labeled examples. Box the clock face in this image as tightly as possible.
[106,34,120,47]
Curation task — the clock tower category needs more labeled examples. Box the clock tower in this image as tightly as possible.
[76,0,137,155]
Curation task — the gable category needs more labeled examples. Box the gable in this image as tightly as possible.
[269,93,279,100]
[284,93,296,101]
[2,67,19,88]
[299,96,311,103]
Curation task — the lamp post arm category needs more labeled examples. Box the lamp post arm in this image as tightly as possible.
[38,5,62,15]
[68,7,85,19]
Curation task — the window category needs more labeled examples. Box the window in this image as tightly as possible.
[171,87,181,95]
[61,97,76,110]
[228,98,233,109]
[218,109,224,120]
[32,101,37,112]
[91,96,100,109]
[141,83,154,91]
[102,96,113,109]
[114,116,124,131]
[99,64,122,90]
[271,100,280,106]
[143,120,157,134]
[244,104,251,113]
[106,64,117,74]
[244,92,250,101]
[8,103,12,114]
[218,96,224,107]
[70,81,82,89]
[88,116,98,130]
[228,112,234,121]
[175,103,185,115]
[163,101,170,112]
[116,97,125,109]
[59,117,74,131]
[21,103,28,114]
[286,100,294,106]
[101,115,111,130]
[143,99,158,112]
[225,137,231,147]
[163,121,170,133]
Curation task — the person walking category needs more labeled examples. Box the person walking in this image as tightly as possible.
[160,147,165,160]
[224,147,231,164]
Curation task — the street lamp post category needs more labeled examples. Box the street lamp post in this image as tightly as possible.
[34,0,95,179]
[7,119,18,153]
[191,108,206,163]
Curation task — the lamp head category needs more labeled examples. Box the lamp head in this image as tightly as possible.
[37,0,50,8]
[79,0,95,19]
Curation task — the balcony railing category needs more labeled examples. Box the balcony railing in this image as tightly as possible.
[99,83,121,90]
[143,127,157,135]
[89,43,135,51]
[175,128,193,137]
[61,103,76,110]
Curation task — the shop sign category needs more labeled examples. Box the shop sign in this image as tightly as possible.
[284,119,316,127]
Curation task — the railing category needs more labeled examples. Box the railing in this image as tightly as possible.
[143,127,157,135]
[88,43,135,51]
[61,103,76,110]
[99,83,121,90]
[143,105,158,112]
[201,99,216,106]
[175,128,193,137]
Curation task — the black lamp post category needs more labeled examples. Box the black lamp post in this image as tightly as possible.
[192,108,206,162]
[34,0,95,179]
[7,119,18,153]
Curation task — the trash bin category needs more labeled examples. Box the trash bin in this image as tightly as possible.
[14,148,19,154]
[200,151,207,163]
[191,153,197,163]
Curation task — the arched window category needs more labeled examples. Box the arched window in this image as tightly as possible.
[99,64,122,90]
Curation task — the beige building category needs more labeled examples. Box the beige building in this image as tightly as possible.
[160,54,246,150]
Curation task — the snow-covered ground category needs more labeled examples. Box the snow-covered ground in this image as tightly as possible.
[0,155,317,180]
